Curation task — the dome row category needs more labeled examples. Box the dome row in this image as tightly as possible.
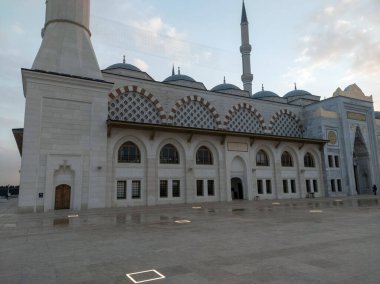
[105,62,312,98]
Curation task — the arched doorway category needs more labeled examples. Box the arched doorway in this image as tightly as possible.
[353,127,371,194]
[55,184,71,210]
[231,177,244,200]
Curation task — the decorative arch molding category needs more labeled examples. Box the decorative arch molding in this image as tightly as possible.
[224,103,267,133]
[252,143,276,166]
[192,140,220,164]
[167,95,222,130]
[231,155,247,172]
[156,138,187,166]
[277,145,300,168]
[302,147,322,169]
[112,135,148,165]
[108,85,167,123]
[269,109,302,137]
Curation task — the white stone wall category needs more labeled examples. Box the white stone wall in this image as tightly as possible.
[19,70,112,212]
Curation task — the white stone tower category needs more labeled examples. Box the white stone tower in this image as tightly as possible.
[240,1,253,95]
[19,0,112,212]
[33,0,102,79]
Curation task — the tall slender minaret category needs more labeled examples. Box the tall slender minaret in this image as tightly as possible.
[32,0,102,79]
[240,1,253,95]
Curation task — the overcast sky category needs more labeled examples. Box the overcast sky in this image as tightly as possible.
[1,0,380,185]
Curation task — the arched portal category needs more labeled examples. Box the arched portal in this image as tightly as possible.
[230,156,247,200]
[55,184,71,210]
[231,177,244,200]
[353,127,371,194]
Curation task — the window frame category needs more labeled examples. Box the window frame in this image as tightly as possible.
[337,179,342,192]
[304,152,316,168]
[196,146,213,165]
[331,179,336,192]
[266,180,272,194]
[283,180,289,193]
[334,156,340,168]
[131,180,141,199]
[281,151,293,167]
[196,180,204,196]
[160,144,180,164]
[328,155,333,167]
[256,150,270,166]
[313,180,318,193]
[257,179,263,194]
[159,180,168,198]
[172,180,181,198]
[207,180,215,196]
[291,179,296,193]
[118,142,141,163]
[117,180,127,200]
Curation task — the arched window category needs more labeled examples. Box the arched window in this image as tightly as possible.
[196,146,213,165]
[256,150,269,166]
[160,144,179,164]
[118,142,141,163]
[304,152,315,167]
[281,151,293,167]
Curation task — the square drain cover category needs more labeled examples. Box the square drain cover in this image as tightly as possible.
[127,269,165,283]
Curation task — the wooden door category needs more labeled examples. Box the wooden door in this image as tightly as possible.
[55,184,71,210]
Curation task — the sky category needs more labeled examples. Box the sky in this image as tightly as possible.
[1,0,380,185]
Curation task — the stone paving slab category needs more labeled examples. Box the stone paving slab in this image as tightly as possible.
[0,196,380,283]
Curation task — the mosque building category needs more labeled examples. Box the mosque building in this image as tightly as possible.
[13,0,380,212]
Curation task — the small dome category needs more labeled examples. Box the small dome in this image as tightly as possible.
[106,63,141,72]
[211,83,241,92]
[284,89,312,98]
[253,90,279,98]
[163,74,196,83]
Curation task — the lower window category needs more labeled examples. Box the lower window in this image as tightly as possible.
[266,180,272,194]
[132,180,141,199]
[257,180,263,194]
[283,180,288,194]
[306,180,311,193]
[196,180,204,196]
[331,179,336,192]
[160,180,168,198]
[313,180,318,193]
[291,180,296,193]
[117,181,126,200]
[208,180,215,196]
[337,179,342,192]
[172,180,180,197]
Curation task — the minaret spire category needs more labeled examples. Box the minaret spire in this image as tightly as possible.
[240,0,253,95]
[241,1,248,24]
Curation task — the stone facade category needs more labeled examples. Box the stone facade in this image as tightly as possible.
[15,0,380,212]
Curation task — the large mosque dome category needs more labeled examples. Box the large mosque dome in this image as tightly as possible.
[163,74,196,83]
[284,89,312,98]
[253,90,279,99]
[105,63,141,72]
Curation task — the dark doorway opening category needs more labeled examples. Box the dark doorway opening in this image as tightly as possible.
[353,127,371,194]
[231,177,244,200]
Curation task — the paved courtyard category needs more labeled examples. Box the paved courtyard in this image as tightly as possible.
[1,196,380,284]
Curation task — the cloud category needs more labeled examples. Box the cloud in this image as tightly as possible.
[11,24,24,35]
[133,58,149,72]
[285,0,380,85]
